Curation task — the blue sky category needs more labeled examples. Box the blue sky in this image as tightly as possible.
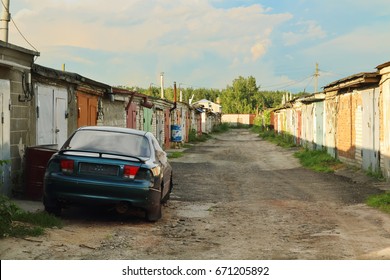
[6,0,390,94]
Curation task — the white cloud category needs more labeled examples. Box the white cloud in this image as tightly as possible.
[251,40,270,61]
[283,20,326,46]
[6,0,390,93]
[10,0,291,63]
[306,23,390,58]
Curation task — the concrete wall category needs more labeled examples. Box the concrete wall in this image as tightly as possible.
[379,65,390,179]
[325,94,338,158]
[267,77,390,180]
[0,42,38,195]
[222,114,255,126]
[102,96,127,128]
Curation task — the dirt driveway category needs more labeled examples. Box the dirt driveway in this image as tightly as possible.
[2,129,390,260]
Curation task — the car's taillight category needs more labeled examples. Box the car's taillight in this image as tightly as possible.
[123,165,140,179]
[60,159,74,174]
[135,168,153,181]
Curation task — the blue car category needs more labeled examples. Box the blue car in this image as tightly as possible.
[43,126,173,222]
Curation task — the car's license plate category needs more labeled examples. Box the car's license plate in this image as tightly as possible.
[79,162,119,176]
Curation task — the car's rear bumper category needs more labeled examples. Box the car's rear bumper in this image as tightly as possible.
[44,174,160,211]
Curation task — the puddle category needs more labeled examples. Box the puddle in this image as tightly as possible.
[176,203,215,218]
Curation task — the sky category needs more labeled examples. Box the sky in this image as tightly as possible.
[4,0,390,94]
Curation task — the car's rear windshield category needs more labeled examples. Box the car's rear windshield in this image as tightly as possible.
[62,130,151,158]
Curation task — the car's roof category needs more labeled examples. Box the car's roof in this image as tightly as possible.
[78,126,148,137]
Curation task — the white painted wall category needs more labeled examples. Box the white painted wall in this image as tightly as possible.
[0,79,11,195]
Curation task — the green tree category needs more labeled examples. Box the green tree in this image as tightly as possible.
[220,76,259,114]
[121,76,291,112]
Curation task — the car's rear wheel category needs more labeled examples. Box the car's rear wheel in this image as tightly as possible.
[43,196,62,216]
[146,186,163,222]
[145,202,161,222]
[161,175,173,204]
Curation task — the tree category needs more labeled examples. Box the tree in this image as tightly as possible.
[220,76,259,114]
[122,76,289,113]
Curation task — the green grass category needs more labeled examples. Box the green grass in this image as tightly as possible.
[187,123,232,144]
[253,126,390,215]
[294,148,342,173]
[212,122,230,133]
[168,151,184,159]
[188,129,211,143]
[230,123,252,129]
[366,193,390,213]
[0,195,63,238]
[257,129,297,148]
[365,168,385,180]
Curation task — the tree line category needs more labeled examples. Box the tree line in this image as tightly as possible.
[126,76,307,114]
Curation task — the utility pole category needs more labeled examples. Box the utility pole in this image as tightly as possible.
[0,0,10,42]
[160,72,164,99]
[314,62,319,93]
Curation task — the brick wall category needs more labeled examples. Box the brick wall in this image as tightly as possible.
[336,91,360,164]
[10,70,32,194]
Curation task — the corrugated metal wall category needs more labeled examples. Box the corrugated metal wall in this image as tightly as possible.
[361,88,380,172]
[325,96,337,158]
[269,83,388,180]
[315,102,324,150]
[380,73,390,179]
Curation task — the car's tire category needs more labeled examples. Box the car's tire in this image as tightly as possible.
[146,187,163,222]
[161,175,173,204]
[43,196,62,216]
[146,203,162,222]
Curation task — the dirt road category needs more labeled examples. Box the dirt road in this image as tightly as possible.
[2,129,390,259]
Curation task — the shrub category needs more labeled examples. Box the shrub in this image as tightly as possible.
[0,195,63,238]
[0,195,21,237]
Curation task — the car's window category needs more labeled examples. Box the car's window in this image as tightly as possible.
[62,130,151,158]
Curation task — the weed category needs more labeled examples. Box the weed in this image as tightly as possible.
[188,128,211,143]
[257,129,296,148]
[366,193,390,213]
[0,195,62,238]
[212,123,230,133]
[0,195,19,237]
[294,148,341,173]
[13,211,63,228]
[231,123,251,129]
[168,151,184,159]
[365,167,384,180]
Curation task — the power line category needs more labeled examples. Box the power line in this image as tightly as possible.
[303,75,314,93]
[259,74,314,91]
[1,0,39,53]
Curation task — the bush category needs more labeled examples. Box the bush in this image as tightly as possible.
[212,123,230,133]
[0,195,63,238]
[0,195,20,237]
[188,128,211,143]
[188,128,198,142]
